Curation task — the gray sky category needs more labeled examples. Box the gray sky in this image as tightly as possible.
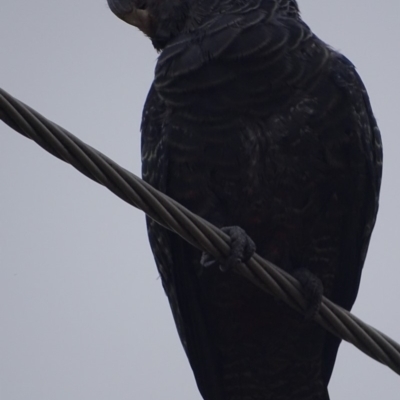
[1,1,399,399]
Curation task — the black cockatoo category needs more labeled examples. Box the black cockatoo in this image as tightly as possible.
[108,1,382,399]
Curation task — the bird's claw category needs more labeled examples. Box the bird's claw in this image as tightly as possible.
[292,268,323,320]
[201,226,256,272]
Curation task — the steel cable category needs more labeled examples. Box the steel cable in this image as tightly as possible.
[1,86,399,375]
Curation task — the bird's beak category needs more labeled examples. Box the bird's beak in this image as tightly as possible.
[107,0,152,36]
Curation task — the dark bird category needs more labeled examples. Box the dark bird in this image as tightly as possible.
[108,0,383,399]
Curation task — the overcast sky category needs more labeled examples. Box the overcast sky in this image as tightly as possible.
[1,1,399,399]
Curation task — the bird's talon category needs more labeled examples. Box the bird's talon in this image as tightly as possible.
[200,252,219,268]
[200,226,256,271]
[292,267,323,320]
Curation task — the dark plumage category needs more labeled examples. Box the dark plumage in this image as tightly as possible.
[108,0,382,399]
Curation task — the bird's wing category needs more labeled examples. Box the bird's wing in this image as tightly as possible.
[141,85,224,400]
[321,55,383,384]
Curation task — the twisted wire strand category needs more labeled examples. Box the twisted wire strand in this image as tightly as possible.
[1,86,399,375]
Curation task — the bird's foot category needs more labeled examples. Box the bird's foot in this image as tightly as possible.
[292,268,323,320]
[201,226,256,272]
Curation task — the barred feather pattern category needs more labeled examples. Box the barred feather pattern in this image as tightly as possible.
[138,1,383,399]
